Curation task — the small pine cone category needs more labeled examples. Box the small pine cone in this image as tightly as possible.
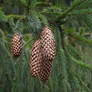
[11,33,23,57]
[30,40,42,77]
[39,58,53,82]
[40,26,56,60]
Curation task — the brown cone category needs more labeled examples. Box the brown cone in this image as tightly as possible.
[39,57,53,82]
[11,33,23,58]
[30,40,42,77]
[40,26,56,61]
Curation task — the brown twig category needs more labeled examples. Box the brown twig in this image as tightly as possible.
[27,0,31,14]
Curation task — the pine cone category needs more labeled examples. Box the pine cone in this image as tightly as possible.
[40,26,56,61]
[30,40,42,77]
[11,33,23,57]
[39,58,53,82]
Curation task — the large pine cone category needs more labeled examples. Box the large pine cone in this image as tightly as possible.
[39,58,53,82]
[30,40,42,77]
[40,26,56,61]
[11,33,23,57]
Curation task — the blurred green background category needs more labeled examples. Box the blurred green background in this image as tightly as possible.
[0,0,92,92]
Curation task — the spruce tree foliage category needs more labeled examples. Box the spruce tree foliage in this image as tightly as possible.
[0,0,92,92]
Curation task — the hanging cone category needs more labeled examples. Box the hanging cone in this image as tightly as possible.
[40,26,56,61]
[11,33,23,58]
[39,57,53,82]
[30,40,42,77]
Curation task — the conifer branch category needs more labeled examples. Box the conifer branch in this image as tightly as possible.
[66,44,83,59]
[23,38,33,48]
[19,0,27,8]
[5,15,26,19]
[56,24,65,50]
[27,0,31,14]
[69,54,92,70]
[69,9,92,16]
[69,33,92,45]
[77,75,91,92]
[68,12,92,16]
[56,0,86,22]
